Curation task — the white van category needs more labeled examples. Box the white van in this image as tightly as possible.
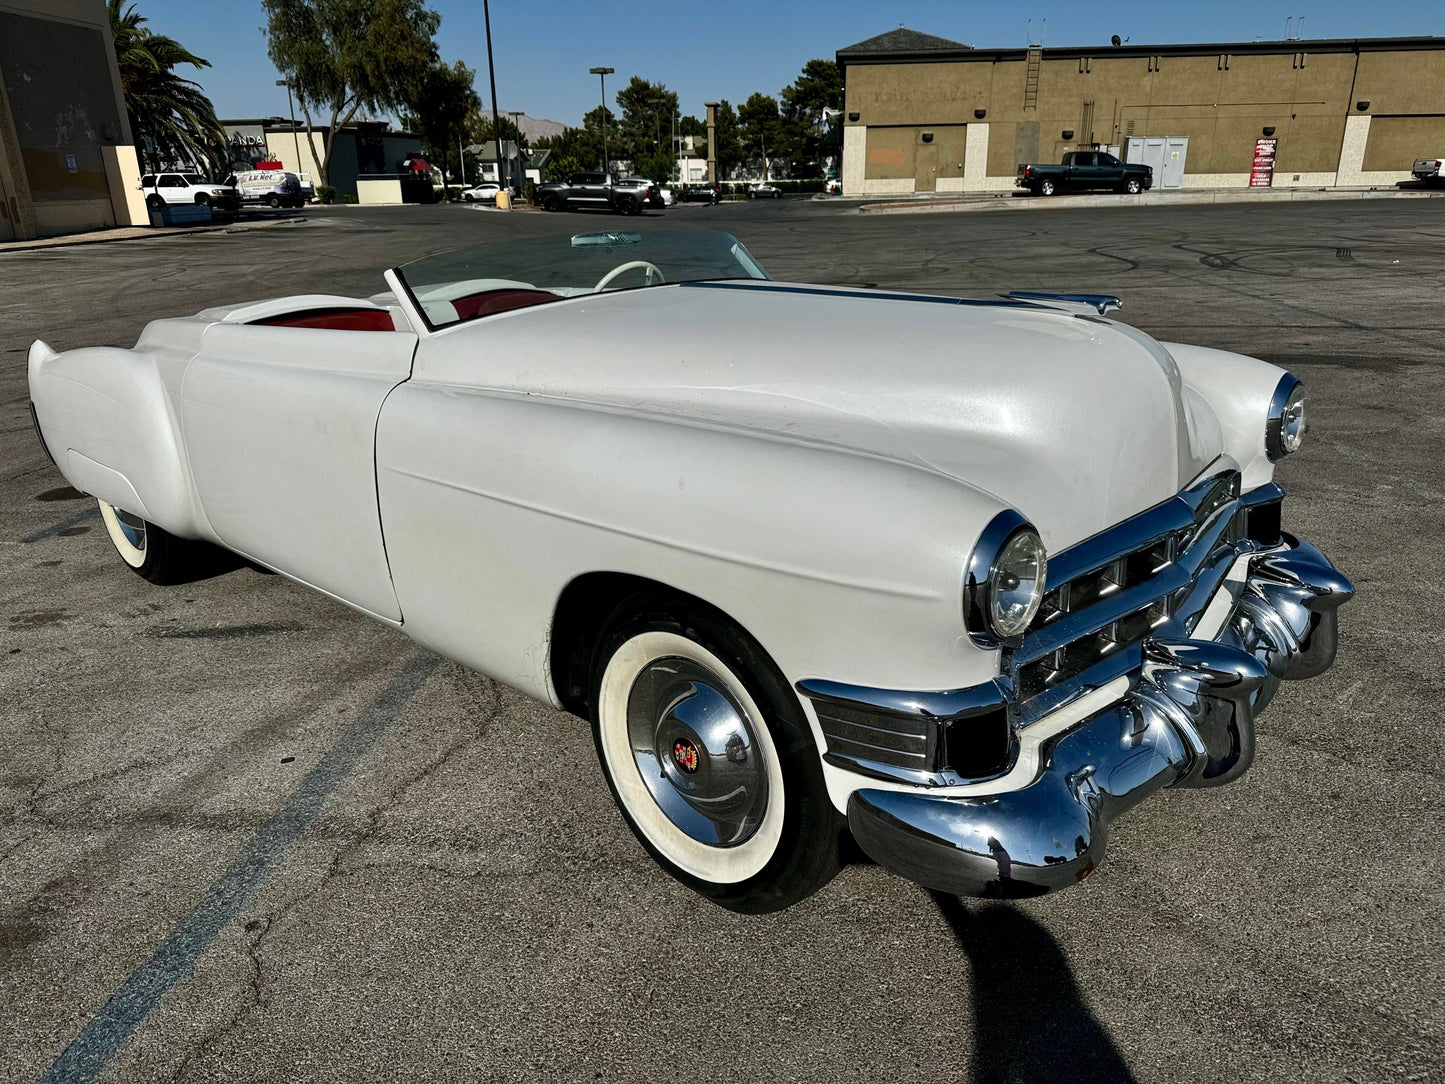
[230,170,305,208]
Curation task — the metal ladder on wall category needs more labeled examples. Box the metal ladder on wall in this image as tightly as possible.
[1023,47,1042,110]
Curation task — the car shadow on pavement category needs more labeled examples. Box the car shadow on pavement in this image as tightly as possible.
[931,891,1140,1084]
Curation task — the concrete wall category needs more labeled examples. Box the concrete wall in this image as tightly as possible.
[841,38,1443,196]
[0,0,145,239]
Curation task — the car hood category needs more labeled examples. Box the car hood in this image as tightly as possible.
[415,281,1223,550]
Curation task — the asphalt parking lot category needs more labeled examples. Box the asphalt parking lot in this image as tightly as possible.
[2,197,1443,1084]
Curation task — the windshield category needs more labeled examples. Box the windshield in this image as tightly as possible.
[393,230,769,331]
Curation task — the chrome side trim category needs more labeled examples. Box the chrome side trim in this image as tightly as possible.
[1001,290,1123,315]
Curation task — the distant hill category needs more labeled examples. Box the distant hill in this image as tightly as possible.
[504,113,567,142]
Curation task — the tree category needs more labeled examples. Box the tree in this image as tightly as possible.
[615,76,678,168]
[738,93,783,180]
[262,0,440,185]
[712,100,743,179]
[108,0,227,175]
[533,122,603,179]
[399,60,478,193]
[780,59,843,176]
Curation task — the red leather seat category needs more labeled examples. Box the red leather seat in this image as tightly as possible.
[256,309,396,332]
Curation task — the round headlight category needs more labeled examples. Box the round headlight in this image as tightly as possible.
[965,511,1048,645]
[1266,374,1308,460]
[991,529,1047,638]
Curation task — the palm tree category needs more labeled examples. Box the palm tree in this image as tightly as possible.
[108,0,228,176]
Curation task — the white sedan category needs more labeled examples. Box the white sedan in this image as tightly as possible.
[461,183,501,203]
[27,230,1351,911]
[748,183,782,198]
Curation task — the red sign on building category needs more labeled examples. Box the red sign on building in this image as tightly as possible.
[1249,138,1278,188]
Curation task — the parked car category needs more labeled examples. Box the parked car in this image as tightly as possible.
[228,169,305,209]
[677,184,721,204]
[461,183,501,203]
[824,179,842,194]
[535,172,650,214]
[139,172,241,212]
[1411,156,1444,185]
[749,183,782,198]
[1017,151,1153,196]
[620,178,671,209]
[27,229,1351,912]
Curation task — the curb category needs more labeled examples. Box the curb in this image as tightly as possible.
[0,214,312,253]
[857,186,1445,215]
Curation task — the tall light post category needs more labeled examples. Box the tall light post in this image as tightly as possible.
[589,66,614,172]
[508,110,524,191]
[275,79,302,176]
[482,0,506,206]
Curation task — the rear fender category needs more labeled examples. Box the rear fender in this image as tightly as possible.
[27,339,207,538]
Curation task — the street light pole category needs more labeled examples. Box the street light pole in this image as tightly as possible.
[508,110,524,191]
[482,0,506,207]
[589,66,614,173]
[275,79,302,177]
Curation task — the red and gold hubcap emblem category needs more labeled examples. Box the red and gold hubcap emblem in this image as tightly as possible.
[672,738,700,774]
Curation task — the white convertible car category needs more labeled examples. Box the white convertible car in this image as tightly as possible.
[28,230,1352,911]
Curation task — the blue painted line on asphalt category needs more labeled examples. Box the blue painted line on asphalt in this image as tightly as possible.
[37,651,441,1084]
[21,506,100,544]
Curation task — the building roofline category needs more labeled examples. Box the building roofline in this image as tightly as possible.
[837,34,1445,66]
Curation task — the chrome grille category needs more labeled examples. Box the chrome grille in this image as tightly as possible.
[1007,468,1276,718]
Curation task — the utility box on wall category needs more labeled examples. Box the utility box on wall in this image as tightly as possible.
[1125,136,1189,188]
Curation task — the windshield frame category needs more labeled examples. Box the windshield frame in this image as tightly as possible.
[389,230,771,335]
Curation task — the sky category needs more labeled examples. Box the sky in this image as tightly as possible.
[134,0,1445,128]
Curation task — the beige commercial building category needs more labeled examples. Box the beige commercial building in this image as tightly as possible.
[837,27,1445,196]
[0,0,147,240]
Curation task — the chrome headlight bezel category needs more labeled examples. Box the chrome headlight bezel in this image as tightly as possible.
[965,511,1048,648]
[1266,373,1308,460]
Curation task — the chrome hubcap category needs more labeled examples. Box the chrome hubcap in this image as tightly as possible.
[626,657,768,847]
[114,507,146,551]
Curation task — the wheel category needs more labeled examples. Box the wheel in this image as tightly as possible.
[543,194,561,212]
[590,595,844,913]
[268,195,281,208]
[1125,177,1143,195]
[1038,179,1056,197]
[98,500,222,586]
[615,196,635,215]
[194,194,211,207]
[146,195,163,209]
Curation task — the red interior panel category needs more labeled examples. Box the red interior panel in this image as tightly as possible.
[448,289,559,321]
[254,308,396,332]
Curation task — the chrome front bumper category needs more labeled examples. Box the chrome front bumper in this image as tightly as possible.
[844,535,1353,898]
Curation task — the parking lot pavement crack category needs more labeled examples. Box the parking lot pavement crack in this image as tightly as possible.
[35,652,441,1084]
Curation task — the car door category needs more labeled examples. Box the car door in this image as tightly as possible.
[1068,152,1098,190]
[1098,153,1124,188]
[157,174,187,204]
[180,319,418,622]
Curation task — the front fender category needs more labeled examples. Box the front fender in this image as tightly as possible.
[1164,342,1285,492]
[375,385,1010,705]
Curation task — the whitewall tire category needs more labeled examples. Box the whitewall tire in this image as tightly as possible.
[97,500,228,585]
[589,596,843,912]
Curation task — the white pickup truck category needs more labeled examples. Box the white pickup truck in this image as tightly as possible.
[1412,157,1444,184]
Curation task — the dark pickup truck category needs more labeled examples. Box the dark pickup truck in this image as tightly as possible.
[535,172,652,215]
[1017,151,1152,196]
